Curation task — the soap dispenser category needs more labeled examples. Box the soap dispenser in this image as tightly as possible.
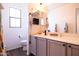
[64,23,68,32]
[55,24,57,32]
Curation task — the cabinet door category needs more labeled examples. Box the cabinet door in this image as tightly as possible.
[47,40,66,56]
[67,44,79,56]
[30,36,37,55]
[37,37,46,56]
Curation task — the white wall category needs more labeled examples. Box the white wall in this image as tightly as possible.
[48,3,77,33]
[2,3,29,51]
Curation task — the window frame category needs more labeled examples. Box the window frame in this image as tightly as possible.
[9,8,21,28]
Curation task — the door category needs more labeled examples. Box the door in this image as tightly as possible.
[37,37,46,56]
[67,44,79,56]
[47,40,66,56]
[0,10,1,32]
[0,10,3,54]
[30,36,37,55]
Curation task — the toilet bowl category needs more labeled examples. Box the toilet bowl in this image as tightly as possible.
[20,40,27,51]
[19,35,27,51]
[20,40,27,45]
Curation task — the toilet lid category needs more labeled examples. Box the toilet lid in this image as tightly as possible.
[20,40,27,43]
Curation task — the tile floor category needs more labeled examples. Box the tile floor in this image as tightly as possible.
[7,47,27,56]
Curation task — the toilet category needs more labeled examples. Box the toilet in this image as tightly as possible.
[20,39,27,51]
[19,35,27,51]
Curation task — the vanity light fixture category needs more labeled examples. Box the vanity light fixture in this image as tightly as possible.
[32,3,47,13]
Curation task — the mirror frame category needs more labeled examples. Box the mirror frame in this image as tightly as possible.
[75,8,79,33]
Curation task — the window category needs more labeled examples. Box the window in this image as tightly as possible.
[9,8,21,28]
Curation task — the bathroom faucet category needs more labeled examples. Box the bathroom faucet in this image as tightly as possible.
[44,30,47,35]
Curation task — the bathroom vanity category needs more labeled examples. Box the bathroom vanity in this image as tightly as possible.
[30,33,79,56]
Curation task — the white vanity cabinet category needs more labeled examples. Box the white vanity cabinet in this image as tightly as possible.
[67,44,79,56]
[36,37,47,56]
[30,36,37,55]
[47,39,79,56]
[47,39,66,56]
[31,35,79,56]
[31,36,47,56]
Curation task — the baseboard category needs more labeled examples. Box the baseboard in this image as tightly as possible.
[5,44,22,51]
[6,47,22,52]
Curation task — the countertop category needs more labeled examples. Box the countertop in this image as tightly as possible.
[32,33,79,45]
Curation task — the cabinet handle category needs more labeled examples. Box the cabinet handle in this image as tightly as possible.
[29,41,31,44]
[68,45,71,48]
[62,44,66,46]
[35,37,37,39]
